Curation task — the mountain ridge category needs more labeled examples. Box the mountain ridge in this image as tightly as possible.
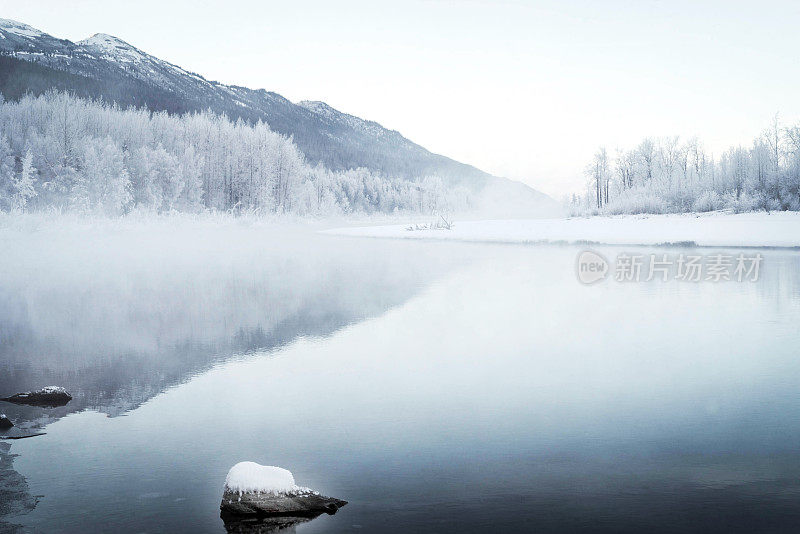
[0,18,557,214]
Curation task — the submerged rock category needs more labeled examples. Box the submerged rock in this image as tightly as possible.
[1,386,72,407]
[220,462,347,518]
[0,414,12,429]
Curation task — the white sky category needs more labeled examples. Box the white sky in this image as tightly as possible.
[4,0,800,197]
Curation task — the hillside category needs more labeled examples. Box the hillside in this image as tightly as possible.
[0,18,557,215]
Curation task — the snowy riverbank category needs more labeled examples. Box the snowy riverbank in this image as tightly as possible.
[323,211,800,248]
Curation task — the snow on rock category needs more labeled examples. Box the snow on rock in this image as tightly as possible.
[39,386,69,395]
[323,212,800,249]
[224,462,301,495]
[220,462,348,517]
[10,386,71,398]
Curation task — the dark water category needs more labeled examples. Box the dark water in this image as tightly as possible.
[2,227,800,533]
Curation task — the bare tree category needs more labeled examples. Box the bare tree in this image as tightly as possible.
[636,138,655,184]
[616,149,636,190]
[586,147,609,208]
[765,113,782,174]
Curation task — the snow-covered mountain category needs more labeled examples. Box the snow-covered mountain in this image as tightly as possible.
[0,18,71,52]
[0,18,557,214]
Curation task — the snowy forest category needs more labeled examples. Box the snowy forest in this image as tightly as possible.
[0,91,471,216]
[572,116,800,215]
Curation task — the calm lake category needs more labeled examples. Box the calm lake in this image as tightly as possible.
[2,224,800,533]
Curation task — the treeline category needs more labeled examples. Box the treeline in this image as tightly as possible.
[572,116,800,215]
[0,90,471,216]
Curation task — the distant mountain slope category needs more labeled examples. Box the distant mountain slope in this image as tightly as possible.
[0,18,558,215]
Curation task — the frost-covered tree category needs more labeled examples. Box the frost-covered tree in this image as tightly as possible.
[0,90,470,216]
[177,145,204,212]
[575,116,800,214]
[10,149,37,210]
[0,135,15,210]
[127,144,181,212]
[72,136,131,215]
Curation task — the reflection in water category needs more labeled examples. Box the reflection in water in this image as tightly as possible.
[0,442,38,532]
[220,513,316,534]
[1,227,800,533]
[0,225,473,431]
[0,222,475,531]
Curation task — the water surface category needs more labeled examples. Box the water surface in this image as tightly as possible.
[3,230,800,533]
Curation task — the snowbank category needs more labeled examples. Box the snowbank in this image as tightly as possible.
[224,462,301,494]
[323,212,800,248]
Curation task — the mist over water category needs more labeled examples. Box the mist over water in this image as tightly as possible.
[2,218,800,533]
[0,218,478,426]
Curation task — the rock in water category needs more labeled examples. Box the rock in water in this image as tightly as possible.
[0,414,12,429]
[221,489,348,517]
[1,386,72,407]
[220,462,347,518]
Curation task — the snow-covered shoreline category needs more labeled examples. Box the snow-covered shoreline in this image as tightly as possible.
[322,212,800,249]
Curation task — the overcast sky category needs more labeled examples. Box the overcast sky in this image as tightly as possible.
[4,0,800,197]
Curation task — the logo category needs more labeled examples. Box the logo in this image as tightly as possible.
[576,250,609,284]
